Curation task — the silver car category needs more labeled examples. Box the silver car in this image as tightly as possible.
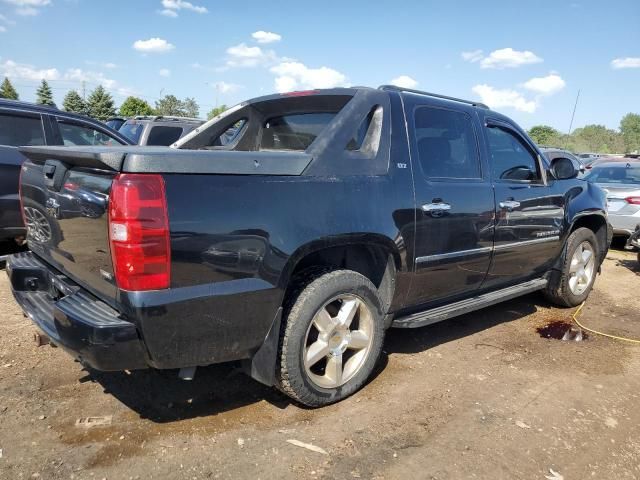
[584,162,640,236]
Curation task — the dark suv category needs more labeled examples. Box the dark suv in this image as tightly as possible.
[118,116,204,146]
[8,87,611,407]
[0,100,131,245]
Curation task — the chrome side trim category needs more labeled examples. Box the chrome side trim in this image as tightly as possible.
[493,236,560,251]
[416,246,492,264]
[416,236,560,265]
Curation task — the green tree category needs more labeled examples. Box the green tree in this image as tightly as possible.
[207,104,228,120]
[154,94,185,116]
[119,96,154,117]
[36,79,55,106]
[62,90,87,115]
[0,77,19,100]
[571,124,623,154]
[86,85,116,120]
[528,125,561,146]
[620,113,640,153]
[182,97,199,118]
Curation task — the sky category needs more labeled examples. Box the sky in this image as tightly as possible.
[0,0,638,131]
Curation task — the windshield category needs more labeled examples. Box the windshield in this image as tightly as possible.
[584,165,640,184]
[118,121,145,144]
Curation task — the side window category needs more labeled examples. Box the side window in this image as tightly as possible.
[486,126,540,182]
[413,107,481,179]
[0,113,45,146]
[210,119,247,147]
[146,126,184,146]
[58,120,122,146]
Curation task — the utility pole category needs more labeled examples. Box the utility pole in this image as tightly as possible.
[568,89,580,135]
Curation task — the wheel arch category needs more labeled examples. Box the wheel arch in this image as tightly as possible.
[279,234,402,315]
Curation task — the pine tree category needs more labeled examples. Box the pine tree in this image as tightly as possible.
[0,77,19,100]
[86,85,116,121]
[62,90,87,115]
[36,79,55,106]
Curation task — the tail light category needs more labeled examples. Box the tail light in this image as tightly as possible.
[108,173,171,291]
[625,196,640,205]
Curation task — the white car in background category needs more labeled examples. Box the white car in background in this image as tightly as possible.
[584,161,640,236]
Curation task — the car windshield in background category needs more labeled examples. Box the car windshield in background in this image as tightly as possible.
[119,122,144,144]
[584,165,640,184]
[260,112,337,151]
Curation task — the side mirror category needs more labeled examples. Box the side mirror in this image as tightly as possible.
[549,157,580,180]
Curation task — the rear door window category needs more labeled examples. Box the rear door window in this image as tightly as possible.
[260,112,337,151]
[58,120,123,146]
[147,126,184,146]
[0,112,45,146]
[119,122,145,144]
[413,107,481,179]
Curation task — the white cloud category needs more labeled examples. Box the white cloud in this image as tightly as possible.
[64,68,118,89]
[0,13,16,24]
[479,48,543,69]
[0,59,60,81]
[132,37,175,53]
[159,8,178,17]
[472,84,537,113]
[159,0,207,16]
[461,50,484,63]
[0,25,6,32]
[251,30,282,44]
[226,42,277,67]
[389,75,418,89]
[159,68,171,77]
[270,61,347,92]
[611,57,640,69]
[522,73,566,95]
[211,81,241,94]
[3,0,50,15]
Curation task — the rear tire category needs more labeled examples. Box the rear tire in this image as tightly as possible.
[277,270,385,407]
[544,227,599,307]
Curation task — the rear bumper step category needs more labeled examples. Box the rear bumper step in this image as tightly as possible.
[6,251,148,371]
[392,278,548,328]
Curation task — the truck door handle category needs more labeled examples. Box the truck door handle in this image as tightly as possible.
[499,200,521,210]
[422,202,451,212]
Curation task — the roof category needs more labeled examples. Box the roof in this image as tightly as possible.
[129,115,204,123]
[0,98,60,114]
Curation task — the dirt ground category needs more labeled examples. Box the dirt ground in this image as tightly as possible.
[1,247,639,480]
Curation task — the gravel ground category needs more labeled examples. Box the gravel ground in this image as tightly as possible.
[0,247,639,480]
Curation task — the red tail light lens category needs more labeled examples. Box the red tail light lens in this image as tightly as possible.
[108,174,171,291]
[625,196,640,205]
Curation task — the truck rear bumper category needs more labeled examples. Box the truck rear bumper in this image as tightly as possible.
[6,251,148,371]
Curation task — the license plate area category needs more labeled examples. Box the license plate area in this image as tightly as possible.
[607,198,626,213]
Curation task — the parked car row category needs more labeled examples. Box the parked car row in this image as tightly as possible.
[0,101,205,247]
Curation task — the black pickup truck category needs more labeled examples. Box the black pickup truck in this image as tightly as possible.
[7,86,610,407]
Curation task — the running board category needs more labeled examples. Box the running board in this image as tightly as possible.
[392,278,548,329]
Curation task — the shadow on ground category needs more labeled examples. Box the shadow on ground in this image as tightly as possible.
[87,293,546,423]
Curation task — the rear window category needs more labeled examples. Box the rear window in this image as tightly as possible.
[585,165,640,184]
[260,112,337,151]
[0,113,45,146]
[119,122,144,144]
[147,126,184,146]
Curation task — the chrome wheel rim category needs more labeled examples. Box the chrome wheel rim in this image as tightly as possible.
[569,241,595,295]
[23,207,52,243]
[303,294,374,389]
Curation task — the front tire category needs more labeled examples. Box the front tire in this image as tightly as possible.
[544,227,599,307]
[277,270,385,407]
